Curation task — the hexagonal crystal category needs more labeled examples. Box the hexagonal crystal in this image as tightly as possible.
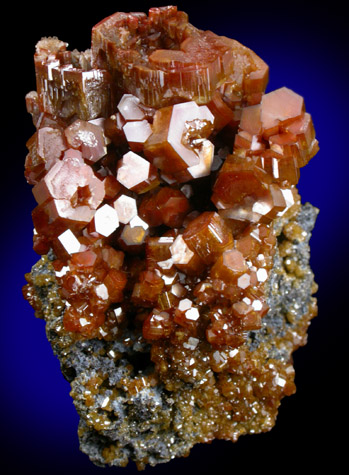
[57,229,81,254]
[118,94,145,121]
[117,151,150,190]
[170,235,194,265]
[120,215,149,247]
[123,120,152,150]
[94,204,119,237]
[237,273,251,289]
[113,195,137,224]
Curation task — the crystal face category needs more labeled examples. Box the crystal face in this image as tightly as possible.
[23,5,319,470]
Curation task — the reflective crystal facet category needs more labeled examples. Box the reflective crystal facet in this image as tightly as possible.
[23,6,319,471]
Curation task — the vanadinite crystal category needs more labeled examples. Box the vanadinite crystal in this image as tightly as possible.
[23,5,319,470]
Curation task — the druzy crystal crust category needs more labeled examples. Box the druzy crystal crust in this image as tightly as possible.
[23,6,319,470]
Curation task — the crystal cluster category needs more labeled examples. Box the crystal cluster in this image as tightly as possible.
[23,6,319,470]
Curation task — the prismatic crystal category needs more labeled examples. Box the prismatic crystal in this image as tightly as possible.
[23,6,319,469]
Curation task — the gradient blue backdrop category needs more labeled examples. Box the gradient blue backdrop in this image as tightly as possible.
[2,1,347,473]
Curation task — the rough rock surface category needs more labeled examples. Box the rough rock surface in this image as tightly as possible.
[24,201,318,469]
[22,6,319,470]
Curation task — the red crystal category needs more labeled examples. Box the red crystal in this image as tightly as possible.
[143,308,173,340]
[116,151,159,194]
[24,7,318,344]
[91,6,268,108]
[22,7,319,468]
[34,38,112,121]
[139,187,190,228]
[132,270,165,306]
[23,5,319,441]
[64,119,107,163]
[183,211,233,265]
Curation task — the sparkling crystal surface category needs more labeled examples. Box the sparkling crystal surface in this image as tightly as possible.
[23,5,319,470]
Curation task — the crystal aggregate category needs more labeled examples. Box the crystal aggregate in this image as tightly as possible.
[23,5,319,469]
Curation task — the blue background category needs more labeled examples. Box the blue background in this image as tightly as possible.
[2,1,347,473]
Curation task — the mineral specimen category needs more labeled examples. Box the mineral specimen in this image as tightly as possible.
[23,5,319,470]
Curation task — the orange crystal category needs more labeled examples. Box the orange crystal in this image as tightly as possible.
[24,6,318,344]
[183,211,233,265]
[23,6,319,469]
[91,6,268,108]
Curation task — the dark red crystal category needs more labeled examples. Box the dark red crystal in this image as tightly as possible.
[24,5,318,363]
